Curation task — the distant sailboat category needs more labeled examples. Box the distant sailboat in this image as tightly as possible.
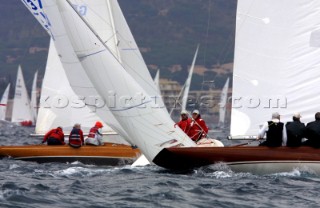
[218,77,229,128]
[181,45,199,112]
[0,84,10,121]
[154,69,161,94]
[169,45,199,115]
[11,66,34,126]
[30,71,38,123]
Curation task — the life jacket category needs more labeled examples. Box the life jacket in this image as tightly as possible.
[88,126,101,138]
[188,117,209,141]
[69,128,83,148]
[44,128,65,145]
[266,121,284,147]
[176,118,192,133]
[49,128,64,140]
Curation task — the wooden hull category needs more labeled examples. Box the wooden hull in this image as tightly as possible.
[153,146,320,174]
[0,143,141,166]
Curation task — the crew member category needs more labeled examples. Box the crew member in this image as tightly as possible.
[188,109,209,142]
[304,112,320,148]
[69,123,84,148]
[85,121,104,146]
[175,110,191,133]
[42,126,65,145]
[286,113,306,147]
[257,112,287,147]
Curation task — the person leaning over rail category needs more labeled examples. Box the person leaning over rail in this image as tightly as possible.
[42,126,65,145]
[257,112,287,147]
[285,113,306,147]
[174,110,192,134]
[69,123,84,148]
[188,109,209,142]
[85,121,104,146]
[303,112,320,148]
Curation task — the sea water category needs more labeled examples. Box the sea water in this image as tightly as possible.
[0,124,319,208]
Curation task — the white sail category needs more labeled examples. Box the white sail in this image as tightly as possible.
[69,0,163,102]
[36,39,118,136]
[21,0,131,141]
[21,0,196,161]
[181,45,199,111]
[30,71,38,122]
[231,0,320,138]
[219,77,229,127]
[11,65,34,124]
[0,84,10,121]
[154,69,160,94]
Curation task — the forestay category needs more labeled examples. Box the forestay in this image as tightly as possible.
[231,0,320,138]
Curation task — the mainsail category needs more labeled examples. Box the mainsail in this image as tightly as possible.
[231,0,320,138]
[21,0,196,161]
[11,66,34,124]
[0,84,10,121]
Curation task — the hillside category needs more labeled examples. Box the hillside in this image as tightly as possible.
[0,0,236,95]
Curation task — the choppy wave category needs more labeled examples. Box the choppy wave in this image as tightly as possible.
[0,125,319,207]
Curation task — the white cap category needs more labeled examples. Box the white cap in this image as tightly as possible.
[192,109,200,115]
[272,112,280,119]
[293,113,301,118]
[180,110,188,115]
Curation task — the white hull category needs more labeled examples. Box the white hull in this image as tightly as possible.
[228,161,320,175]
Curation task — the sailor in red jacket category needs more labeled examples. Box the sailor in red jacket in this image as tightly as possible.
[85,121,104,146]
[188,110,209,142]
[69,123,84,148]
[175,110,192,133]
[42,126,65,145]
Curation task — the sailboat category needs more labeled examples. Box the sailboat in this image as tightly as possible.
[11,65,34,126]
[181,45,199,112]
[30,71,38,123]
[218,78,229,129]
[21,0,320,174]
[0,39,140,165]
[169,45,199,115]
[0,84,10,121]
[154,69,161,94]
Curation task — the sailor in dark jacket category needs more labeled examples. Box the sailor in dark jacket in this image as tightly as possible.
[286,113,306,147]
[257,112,287,147]
[304,112,320,148]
